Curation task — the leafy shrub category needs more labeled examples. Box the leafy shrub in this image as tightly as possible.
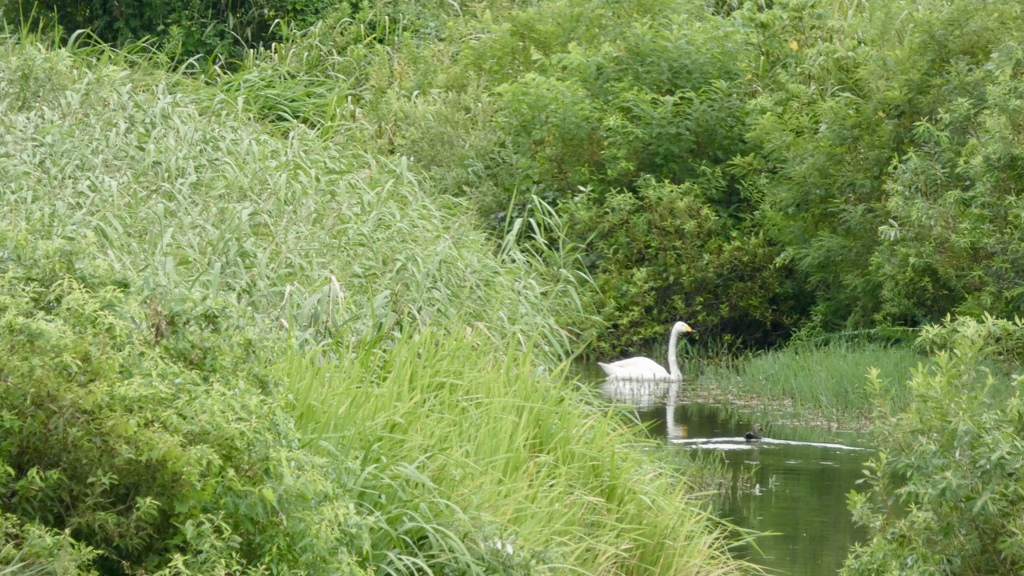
[0,513,98,576]
[844,315,1024,575]
[0,233,368,575]
[917,314,1024,367]
[470,6,752,205]
[2,0,343,60]
[742,0,1024,330]
[434,1,782,349]
[873,65,1024,324]
[566,177,799,352]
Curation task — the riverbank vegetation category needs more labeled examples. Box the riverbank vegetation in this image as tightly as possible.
[844,316,1024,574]
[701,341,923,427]
[4,0,1024,572]
[0,29,745,576]
[13,0,1024,350]
[200,0,1024,354]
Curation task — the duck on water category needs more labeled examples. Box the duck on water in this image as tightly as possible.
[745,423,763,442]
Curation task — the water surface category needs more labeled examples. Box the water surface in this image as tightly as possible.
[592,374,871,575]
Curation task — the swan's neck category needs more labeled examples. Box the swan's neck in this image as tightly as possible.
[667,327,681,380]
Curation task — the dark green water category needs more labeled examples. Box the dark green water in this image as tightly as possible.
[594,376,871,575]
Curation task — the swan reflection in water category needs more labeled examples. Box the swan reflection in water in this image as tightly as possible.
[599,378,868,452]
[599,377,673,410]
[599,377,687,440]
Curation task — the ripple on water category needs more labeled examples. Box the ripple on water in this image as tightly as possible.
[585,374,873,576]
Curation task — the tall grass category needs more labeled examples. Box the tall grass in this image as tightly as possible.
[277,324,750,575]
[0,35,749,574]
[0,32,585,359]
[701,341,923,425]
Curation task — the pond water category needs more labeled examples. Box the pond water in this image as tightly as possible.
[592,375,872,575]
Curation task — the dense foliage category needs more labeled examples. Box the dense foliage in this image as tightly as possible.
[0,33,583,360]
[7,0,1024,353]
[843,316,1024,575]
[743,0,1024,333]
[0,235,367,575]
[464,0,1024,349]
[449,0,795,349]
[2,0,343,61]
[0,33,747,576]
[259,0,1024,352]
[6,0,1024,572]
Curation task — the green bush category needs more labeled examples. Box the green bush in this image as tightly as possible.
[468,5,752,204]
[67,0,1024,353]
[565,177,798,352]
[368,0,1024,349]
[843,315,1024,575]
[3,0,342,60]
[432,1,787,348]
[0,234,368,575]
[741,0,1024,330]
[0,513,98,575]
[873,65,1024,324]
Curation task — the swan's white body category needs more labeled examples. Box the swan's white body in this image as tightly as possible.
[598,321,693,381]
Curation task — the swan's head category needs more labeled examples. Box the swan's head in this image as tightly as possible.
[672,321,693,334]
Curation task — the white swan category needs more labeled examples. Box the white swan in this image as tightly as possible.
[598,321,693,381]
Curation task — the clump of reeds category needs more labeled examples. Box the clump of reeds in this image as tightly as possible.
[703,341,922,425]
[278,323,749,575]
[0,30,583,360]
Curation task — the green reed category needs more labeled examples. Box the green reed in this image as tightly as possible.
[0,32,584,359]
[278,324,750,575]
[702,341,923,425]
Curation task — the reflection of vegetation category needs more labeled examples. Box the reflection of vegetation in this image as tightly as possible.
[736,450,867,575]
[655,446,738,496]
[626,395,872,574]
[720,436,869,575]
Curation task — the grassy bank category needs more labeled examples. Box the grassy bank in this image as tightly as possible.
[699,341,923,428]
[0,32,584,359]
[0,36,749,575]
[697,328,1022,429]
[279,327,745,575]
